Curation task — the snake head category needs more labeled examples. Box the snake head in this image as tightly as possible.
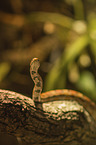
[30,58,40,71]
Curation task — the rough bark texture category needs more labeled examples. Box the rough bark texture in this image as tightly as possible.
[0,89,96,145]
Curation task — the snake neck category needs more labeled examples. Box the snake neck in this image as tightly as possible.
[30,58,43,102]
[32,73,43,102]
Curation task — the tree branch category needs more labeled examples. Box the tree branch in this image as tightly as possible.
[0,89,96,145]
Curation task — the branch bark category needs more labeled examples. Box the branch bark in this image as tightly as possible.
[0,89,96,145]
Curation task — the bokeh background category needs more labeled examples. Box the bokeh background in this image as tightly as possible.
[0,0,96,144]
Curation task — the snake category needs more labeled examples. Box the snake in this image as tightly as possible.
[30,58,43,102]
[30,58,96,121]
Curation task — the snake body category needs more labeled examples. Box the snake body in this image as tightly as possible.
[30,58,43,102]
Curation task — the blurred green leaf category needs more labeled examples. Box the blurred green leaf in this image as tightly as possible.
[88,15,96,58]
[76,71,96,101]
[0,62,11,82]
[27,12,73,29]
[44,35,89,91]
[72,0,84,20]
[61,35,89,67]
